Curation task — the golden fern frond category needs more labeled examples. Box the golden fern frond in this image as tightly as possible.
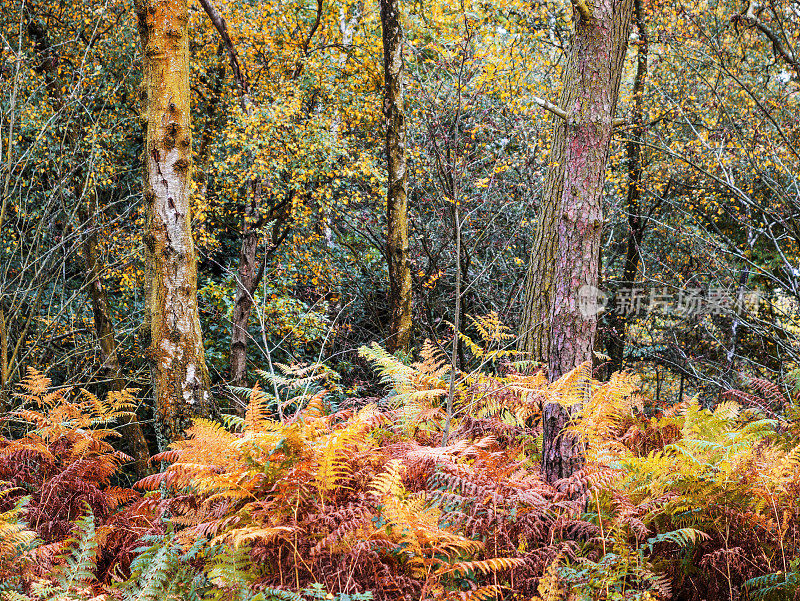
[436,556,525,576]
[370,460,406,498]
[212,525,294,548]
[416,340,449,378]
[244,383,272,431]
[532,551,564,601]
[547,362,593,411]
[104,388,138,419]
[713,400,742,424]
[177,419,239,465]
[315,404,376,496]
[9,408,50,429]
[16,368,53,401]
[301,390,328,419]
[469,312,515,344]
[442,585,505,601]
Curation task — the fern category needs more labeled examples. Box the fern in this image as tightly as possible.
[0,370,146,587]
[9,508,101,601]
[0,489,37,590]
[744,559,800,601]
[644,527,709,553]
[118,531,207,601]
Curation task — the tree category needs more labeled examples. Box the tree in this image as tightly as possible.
[134,0,211,444]
[381,0,413,353]
[197,0,259,391]
[605,0,648,376]
[519,0,634,482]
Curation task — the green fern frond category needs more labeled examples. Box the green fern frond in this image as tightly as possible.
[644,527,709,553]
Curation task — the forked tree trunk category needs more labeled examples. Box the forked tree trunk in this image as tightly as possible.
[229,189,261,387]
[520,0,634,483]
[198,0,298,389]
[197,0,259,389]
[135,0,211,445]
[381,0,413,353]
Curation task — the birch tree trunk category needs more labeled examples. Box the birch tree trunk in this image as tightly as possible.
[381,0,413,353]
[135,0,211,445]
[519,0,634,483]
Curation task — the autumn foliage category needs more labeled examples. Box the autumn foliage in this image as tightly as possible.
[2,335,799,600]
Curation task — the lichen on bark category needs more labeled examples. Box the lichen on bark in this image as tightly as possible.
[135,0,212,445]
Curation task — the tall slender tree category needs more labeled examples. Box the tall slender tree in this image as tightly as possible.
[381,0,413,353]
[605,0,649,375]
[197,0,259,390]
[135,0,211,445]
[24,19,150,474]
[519,0,634,482]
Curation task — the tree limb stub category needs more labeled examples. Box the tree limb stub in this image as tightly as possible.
[532,96,627,127]
[572,0,594,22]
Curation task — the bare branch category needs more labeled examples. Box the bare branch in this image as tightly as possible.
[733,0,800,79]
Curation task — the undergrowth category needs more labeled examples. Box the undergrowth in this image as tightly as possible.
[1,318,799,600]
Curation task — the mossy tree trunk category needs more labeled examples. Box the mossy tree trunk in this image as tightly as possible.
[381,0,413,353]
[520,0,634,483]
[135,0,211,445]
[81,205,151,476]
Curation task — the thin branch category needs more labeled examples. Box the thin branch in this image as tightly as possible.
[733,0,800,79]
[532,95,626,126]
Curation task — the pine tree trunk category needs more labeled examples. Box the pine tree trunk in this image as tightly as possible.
[135,0,211,445]
[521,0,634,483]
[381,0,413,353]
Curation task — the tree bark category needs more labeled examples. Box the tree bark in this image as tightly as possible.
[520,0,634,483]
[381,0,413,353]
[135,0,211,445]
[198,0,297,390]
[197,0,259,389]
[229,188,261,388]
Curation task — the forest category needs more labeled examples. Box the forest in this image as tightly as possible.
[1,0,799,598]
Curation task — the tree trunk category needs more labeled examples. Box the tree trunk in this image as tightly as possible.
[606,0,648,375]
[381,0,413,354]
[229,188,261,388]
[521,0,634,483]
[25,20,150,469]
[80,207,150,476]
[135,0,211,446]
